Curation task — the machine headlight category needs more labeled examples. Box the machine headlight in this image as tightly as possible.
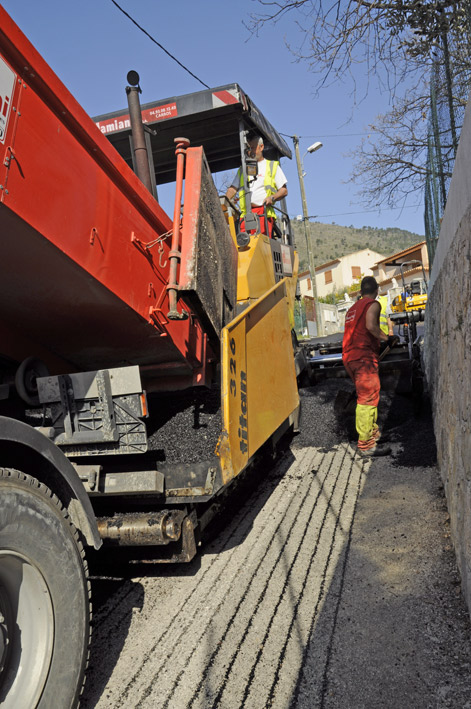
[236,231,250,248]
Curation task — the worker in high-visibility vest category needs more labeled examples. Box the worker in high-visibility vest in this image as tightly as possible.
[343,277,396,458]
[225,133,288,238]
[377,293,394,337]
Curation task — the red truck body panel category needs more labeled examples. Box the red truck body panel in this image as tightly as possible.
[0,7,213,388]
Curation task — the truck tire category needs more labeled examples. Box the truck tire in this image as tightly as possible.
[0,469,91,708]
[14,356,49,406]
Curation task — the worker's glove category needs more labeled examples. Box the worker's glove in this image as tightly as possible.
[387,335,399,348]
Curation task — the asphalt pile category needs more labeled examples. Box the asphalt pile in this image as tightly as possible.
[295,376,437,468]
[144,369,438,468]
[294,379,349,451]
[146,385,221,463]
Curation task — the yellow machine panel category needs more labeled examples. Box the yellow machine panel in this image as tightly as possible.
[390,273,428,314]
[391,291,427,313]
[218,279,299,485]
[237,233,278,302]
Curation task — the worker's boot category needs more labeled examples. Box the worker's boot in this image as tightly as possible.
[372,425,397,444]
[357,443,392,458]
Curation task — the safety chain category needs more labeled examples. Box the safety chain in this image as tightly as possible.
[131,228,173,268]
[143,228,173,250]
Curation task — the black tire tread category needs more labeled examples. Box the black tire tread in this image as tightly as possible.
[0,467,92,707]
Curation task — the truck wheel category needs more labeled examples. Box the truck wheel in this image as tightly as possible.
[0,469,91,708]
[14,356,49,406]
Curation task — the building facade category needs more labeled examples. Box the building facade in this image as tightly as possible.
[298,248,386,299]
[370,241,429,294]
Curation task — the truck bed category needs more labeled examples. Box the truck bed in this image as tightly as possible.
[0,7,236,389]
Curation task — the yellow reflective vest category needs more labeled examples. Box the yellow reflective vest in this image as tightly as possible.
[378,295,389,335]
[238,160,279,219]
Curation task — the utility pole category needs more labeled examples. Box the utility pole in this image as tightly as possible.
[293,135,322,337]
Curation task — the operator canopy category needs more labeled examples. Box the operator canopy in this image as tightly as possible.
[94,83,292,185]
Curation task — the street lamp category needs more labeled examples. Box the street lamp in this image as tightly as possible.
[293,135,323,337]
[307,141,323,154]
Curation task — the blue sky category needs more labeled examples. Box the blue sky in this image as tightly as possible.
[2,0,425,235]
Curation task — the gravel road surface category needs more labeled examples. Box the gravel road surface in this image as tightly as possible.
[82,380,471,709]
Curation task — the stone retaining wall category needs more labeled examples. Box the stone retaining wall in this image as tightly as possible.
[425,98,471,614]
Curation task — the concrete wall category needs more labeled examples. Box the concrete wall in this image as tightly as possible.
[303,300,341,337]
[321,302,340,335]
[424,96,471,614]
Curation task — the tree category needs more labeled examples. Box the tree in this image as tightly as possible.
[248,1,471,209]
[350,88,432,208]
[248,1,467,92]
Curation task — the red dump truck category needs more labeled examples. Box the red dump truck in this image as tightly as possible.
[0,8,307,707]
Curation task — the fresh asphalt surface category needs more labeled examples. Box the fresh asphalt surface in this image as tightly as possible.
[82,377,471,708]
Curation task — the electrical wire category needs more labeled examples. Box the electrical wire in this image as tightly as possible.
[107,5,417,226]
[110,0,210,89]
[280,131,378,139]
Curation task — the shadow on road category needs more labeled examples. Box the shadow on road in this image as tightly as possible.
[289,456,471,709]
[200,445,297,556]
[284,381,469,707]
[81,578,144,708]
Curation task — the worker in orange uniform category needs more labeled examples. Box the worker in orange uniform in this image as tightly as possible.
[225,133,287,238]
[342,276,396,457]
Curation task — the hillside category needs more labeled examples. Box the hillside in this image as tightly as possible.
[290,220,424,270]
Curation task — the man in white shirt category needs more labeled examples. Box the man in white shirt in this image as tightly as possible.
[225,133,288,238]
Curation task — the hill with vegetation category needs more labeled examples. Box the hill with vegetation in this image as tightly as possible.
[290,220,424,270]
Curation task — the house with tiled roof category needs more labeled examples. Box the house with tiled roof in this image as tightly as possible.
[298,248,386,299]
[371,241,429,290]
[348,241,429,300]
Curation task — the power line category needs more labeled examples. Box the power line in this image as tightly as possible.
[280,131,377,139]
[110,0,210,89]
